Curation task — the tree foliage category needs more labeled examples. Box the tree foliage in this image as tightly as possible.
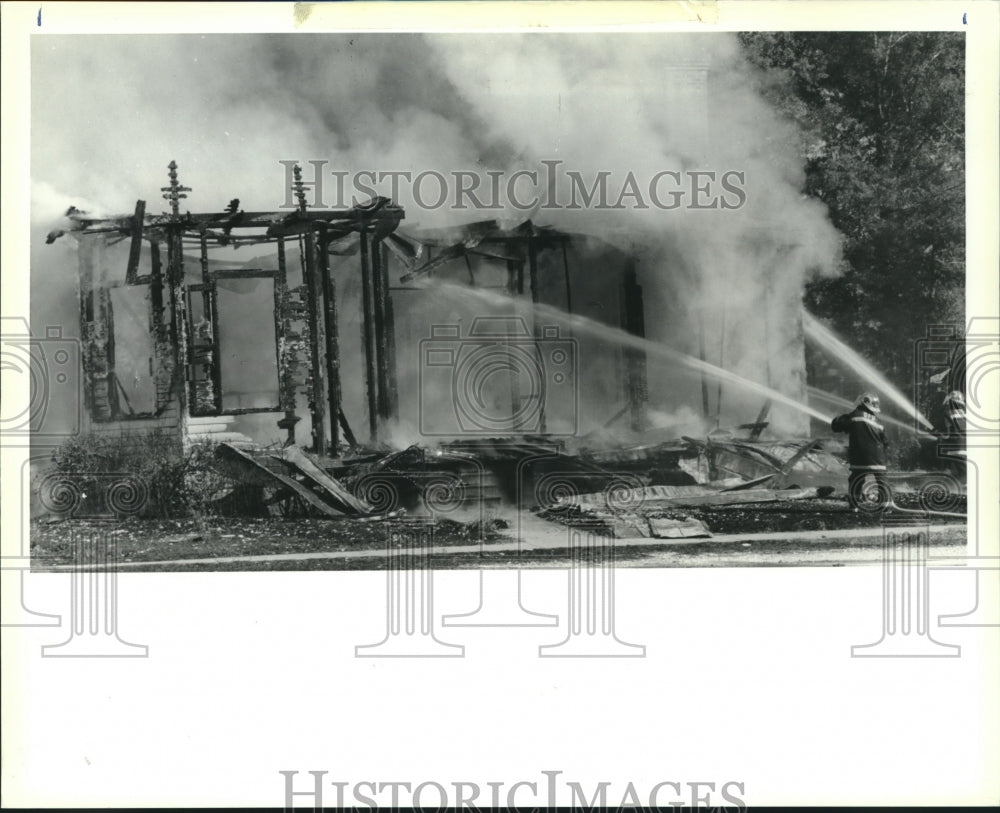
[739,32,965,392]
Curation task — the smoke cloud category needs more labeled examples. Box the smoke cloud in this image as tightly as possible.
[31,33,842,442]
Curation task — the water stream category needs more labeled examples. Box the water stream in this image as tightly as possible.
[422,281,835,425]
[802,311,934,430]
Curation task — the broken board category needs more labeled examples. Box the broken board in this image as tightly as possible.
[648,516,713,539]
[278,445,373,516]
[560,485,829,511]
[214,443,346,518]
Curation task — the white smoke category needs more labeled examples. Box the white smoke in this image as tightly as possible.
[31,33,842,440]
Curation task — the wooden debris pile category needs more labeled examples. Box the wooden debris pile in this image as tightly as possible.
[207,435,846,539]
[212,442,377,519]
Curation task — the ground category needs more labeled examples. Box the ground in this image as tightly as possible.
[30,494,967,572]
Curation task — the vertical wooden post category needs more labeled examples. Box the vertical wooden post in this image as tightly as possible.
[105,282,120,417]
[302,229,327,454]
[526,235,540,303]
[716,303,726,422]
[148,239,169,414]
[698,319,710,420]
[198,233,210,284]
[621,263,648,433]
[359,225,379,442]
[78,237,99,420]
[318,226,342,452]
[198,232,222,415]
[561,237,573,315]
[526,234,546,434]
[377,237,399,420]
[161,161,191,419]
[275,237,299,445]
[292,165,327,453]
[371,236,389,421]
[273,238,291,441]
[207,286,222,414]
[506,258,524,431]
[166,225,187,415]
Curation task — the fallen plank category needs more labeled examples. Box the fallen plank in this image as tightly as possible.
[189,431,256,445]
[214,443,345,518]
[556,479,741,510]
[656,487,827,507]
[280,445,373,516]
[770,438,824,488]
[559,485,828,510]
[212,444,278,488]
[648,517,712,539]
[719,473,777,491]
[605,515,653,539]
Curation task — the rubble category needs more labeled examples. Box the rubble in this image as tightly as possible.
[199,431,871,539]
[212,442,374,518]
[43,163,965,546]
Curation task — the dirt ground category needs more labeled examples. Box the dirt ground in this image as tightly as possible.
[30,492,967,571]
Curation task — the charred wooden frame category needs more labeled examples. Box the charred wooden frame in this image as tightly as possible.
[59,162,405,454]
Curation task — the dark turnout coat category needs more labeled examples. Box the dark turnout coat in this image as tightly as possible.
[831,406,889,470]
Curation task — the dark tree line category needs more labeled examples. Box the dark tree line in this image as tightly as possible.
[739,32,965,398]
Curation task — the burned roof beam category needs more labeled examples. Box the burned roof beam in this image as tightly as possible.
[398,243,467,283]
[51,206,405,241]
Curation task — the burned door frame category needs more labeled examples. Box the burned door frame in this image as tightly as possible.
[59,162,407,452]
[184,269,284,417]
[77,233,173,423]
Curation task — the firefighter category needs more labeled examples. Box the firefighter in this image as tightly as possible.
[940,390,967,474]
[943,390,967,436]
[831,393,892,510]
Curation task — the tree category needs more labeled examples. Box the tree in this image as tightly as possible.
[739,32,965,395]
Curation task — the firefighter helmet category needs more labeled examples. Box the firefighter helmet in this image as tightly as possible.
[857,392,881,414]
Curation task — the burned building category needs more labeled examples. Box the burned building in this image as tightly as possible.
[50,163,659,458]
